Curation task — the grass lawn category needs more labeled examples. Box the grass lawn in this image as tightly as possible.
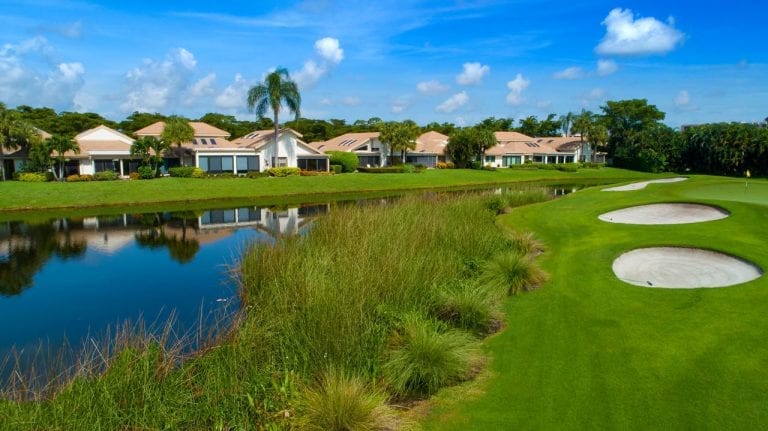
[423,175,768,429]
[0,168,658,215]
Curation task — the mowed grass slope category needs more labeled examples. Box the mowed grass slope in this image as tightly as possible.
[0,168,657,212]
[424,175,768,430]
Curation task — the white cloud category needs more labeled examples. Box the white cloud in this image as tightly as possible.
[596,59,618,76]
[552,66,584,80]
[391,96,411,113]
[318,97,333,106]
[581,88,607,105]
[505,74,530,105]
[674,90,690,107]
[120,47,203,113]
[342,96,361,106]
[436,91,469,113]
[215,73,250,110]
[188,73,216,97]
[416,79,449,95]
[315,37,344,64]
[596,8,685,56]
[0,36,85,110]
[456,62,489,85]
[293,37,345,89]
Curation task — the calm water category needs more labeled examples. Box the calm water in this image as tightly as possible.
[0,205,327,360]
[0,183,590,366]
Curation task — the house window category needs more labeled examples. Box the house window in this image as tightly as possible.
[93,159,119,173]
[484,155,495,164]
[236,156,259,172]
[199,156,235,173]
[297,158,328,171]
[278,157,288,167]
[502,156,521,167]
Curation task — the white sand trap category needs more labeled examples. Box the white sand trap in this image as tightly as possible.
[599,203,729,225]
[603,177,688,191]
[613,247,762,288]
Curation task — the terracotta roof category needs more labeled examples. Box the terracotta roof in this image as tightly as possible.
[487,131,560,156]
[134,121,230,138]
[308,132,381,153]
[67,125,134,158]
[412,131,448,155]
[494,131,536,142]
[534,136,584,152]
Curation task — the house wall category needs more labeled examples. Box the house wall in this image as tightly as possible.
[79,159,94,175]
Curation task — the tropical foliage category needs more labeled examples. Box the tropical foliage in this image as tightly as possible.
[379,120,419,163]
[247,67,301,167]
[161,117,194,165]
[0,102,40,180]
[46,135,80,181]
[131,136,169,176]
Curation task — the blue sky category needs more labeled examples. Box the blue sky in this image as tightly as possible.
[0,0,766,128]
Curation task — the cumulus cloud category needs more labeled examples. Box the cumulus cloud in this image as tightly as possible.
[315,37,344,64]
[506,74,530,105]
[595,8,685,56]
[596,59,618,76]
[0,36,85,110]
[342,96,361,106]
[552,67,584,80]
[391,96,411,114]
[456,62,489,85]
[120,48,200,113]
[294,37,344,89]
[416,79,449,95]
[436,91,469,113]
[188,73,216,97]
[215,73,250,110]
[674,90,690,107]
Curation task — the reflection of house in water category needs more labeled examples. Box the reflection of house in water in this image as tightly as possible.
[198,204,329,237]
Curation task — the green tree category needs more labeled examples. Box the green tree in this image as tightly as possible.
[447,128,490,168]
[559,112,574,136]
[47,135,80,181]
[477,117,514,132]
[162,116,194,166]
[601,99,665,157]
[586,122,608,162]
[0,102,40,180]
[119,112,167,135]
[517,116,541,137]
[380,121,420,164]
[131,136,170,176]
[247,67,301,167]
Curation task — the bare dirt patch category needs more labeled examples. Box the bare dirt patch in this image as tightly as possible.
[612,247,762,288]
[599,203,729,225]
[603,177,688,191]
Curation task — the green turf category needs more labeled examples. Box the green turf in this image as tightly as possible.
[0,168,658,214]
[423,175,768,430]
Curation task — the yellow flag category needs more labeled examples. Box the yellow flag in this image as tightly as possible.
[746,170,751,178]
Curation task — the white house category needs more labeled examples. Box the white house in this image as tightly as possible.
[64,125,139,176]
[484,132,576,167]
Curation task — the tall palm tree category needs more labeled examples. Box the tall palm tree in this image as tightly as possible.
[161,116,194,167]
[47,135,80,181]
[131,136,170,176]
[247,67,301,168]
[380,121,420,164]
[0,102,39,181]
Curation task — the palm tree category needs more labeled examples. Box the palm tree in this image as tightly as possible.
[131,136,170,176]
[47,135,80,181]
[0,103,39,181]
[161,116,194,167]
[247,67,301,168]
[380,121,420,164]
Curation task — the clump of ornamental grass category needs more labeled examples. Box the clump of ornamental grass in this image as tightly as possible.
[479,250,548,296]
[432,280,505,336]
[298,368,402,431]
[383,313,478,398]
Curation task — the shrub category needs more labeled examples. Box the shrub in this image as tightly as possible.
[357,166,405,173]
[66,174,81,182]
[479,251,548,296]
[436,161,448,169]
[168,166,195,178]
[300,170,333,176]
[330,164,342,174]
[136,166,155,179]
[246,171,267,179]
[191,168,207,178]
[299,368,399,431]
[205,171,235,179]
[486,196,506,214]
[402,163,416,173]
[93,170,118,181]
[328,151,359,173]
[383,313,478,397]
[80,174,93,181]
[470,161,483,170]
[18,172,48,182]
[267,167,301,177]
[433,281,504,336]
[128,172,140,180]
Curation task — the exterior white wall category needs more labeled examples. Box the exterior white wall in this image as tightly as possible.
[79,128,132,144]
[79,160,94,175]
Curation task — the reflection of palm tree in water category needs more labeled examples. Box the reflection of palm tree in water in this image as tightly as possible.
[134,212,201,264]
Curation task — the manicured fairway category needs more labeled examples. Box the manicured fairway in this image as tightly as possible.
[424,175,768,429]
[0,168,656,213]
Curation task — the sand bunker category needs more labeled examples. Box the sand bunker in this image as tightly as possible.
[603,177,688,191]
[613,247,762,288]
[599,203,729,225]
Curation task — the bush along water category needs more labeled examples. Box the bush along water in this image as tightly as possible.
[0,191,550,429]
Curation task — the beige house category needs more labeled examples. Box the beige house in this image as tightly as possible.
[58,125,138,176]
[310,132,389,167]
[484,132,576,167]
[406,131,449,168]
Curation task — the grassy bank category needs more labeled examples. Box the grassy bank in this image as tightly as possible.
[0,167,658,213]
[424,176,768,429]
[0,189,552,429]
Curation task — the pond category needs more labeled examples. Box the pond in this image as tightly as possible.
[0,182,591,376]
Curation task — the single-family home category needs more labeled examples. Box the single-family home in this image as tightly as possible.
[62,125,140,176]
[405,131,449,168]
[2,128,53,179]
[533,136,605,163]
[484,132,576,167]
[135,121,328,173]
[309,132,390,167]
